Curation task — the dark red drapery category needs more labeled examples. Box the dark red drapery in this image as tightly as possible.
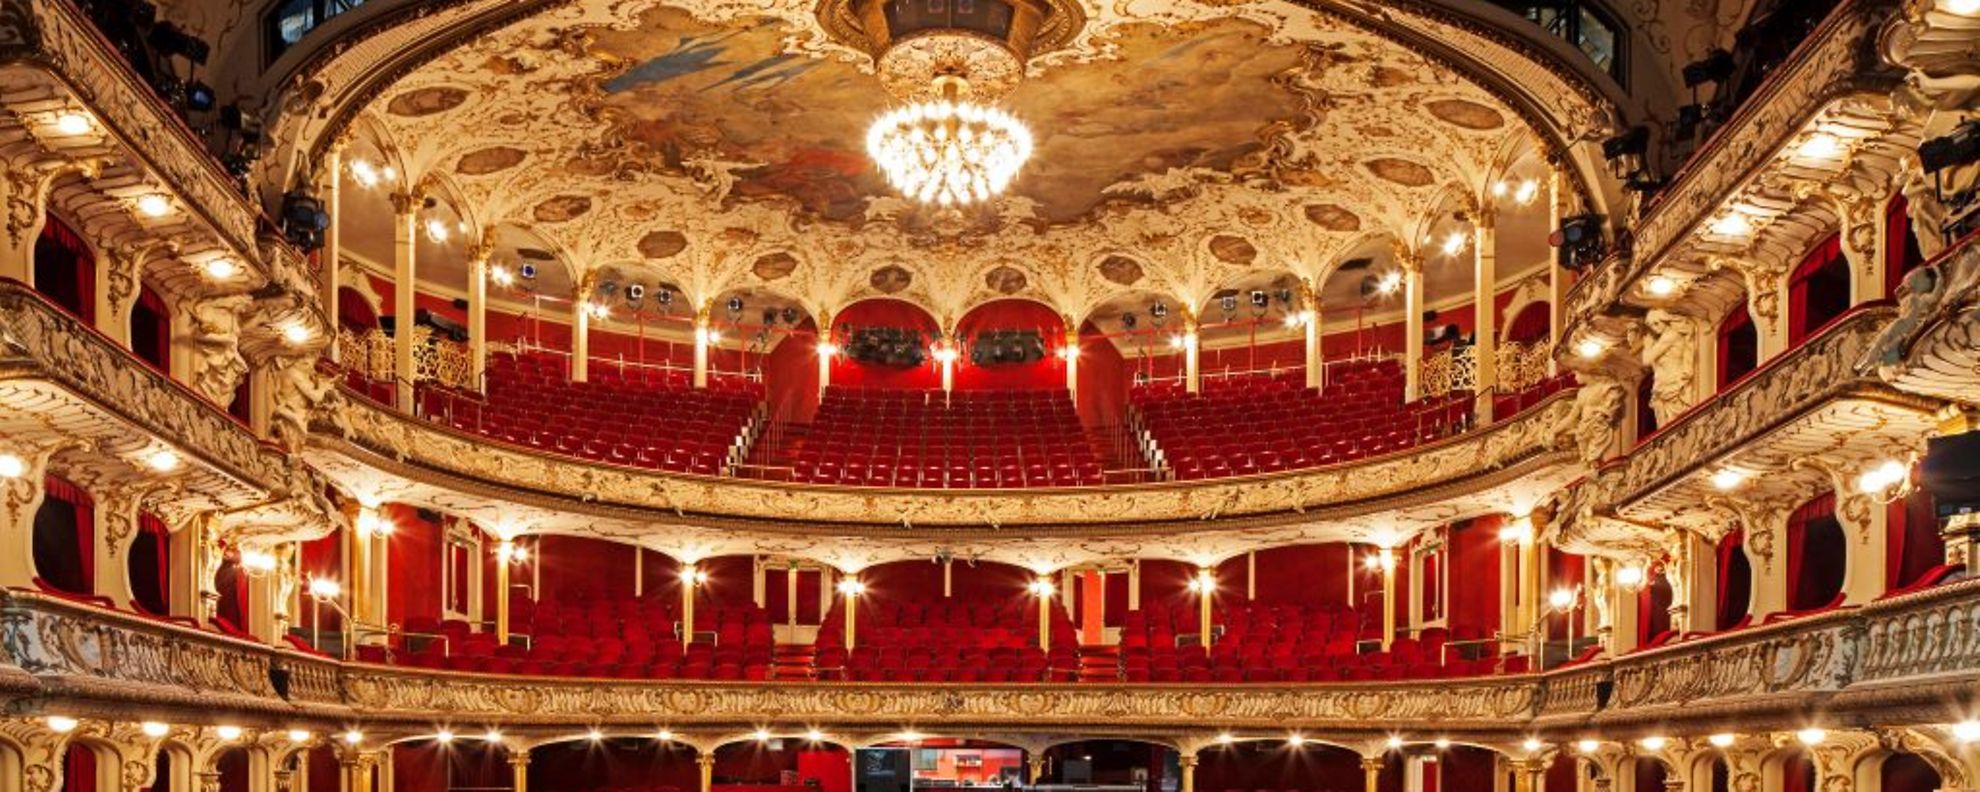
[39,475,95,594]
[33,216,96,324]
[1787,235,1849,345]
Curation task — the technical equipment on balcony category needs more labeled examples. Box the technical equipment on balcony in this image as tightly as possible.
[846,326,929,367]
[1551,214,1607,270]
[279,189,329,252]
[1923,430,1980,521]
[967,328,1045,366]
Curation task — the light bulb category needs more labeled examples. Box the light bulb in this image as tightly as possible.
[1286,734,1306,747]
[1796,133,1841,160]
[754,729,772,742]
[146,449,181,472]
[47,716,79,733]
[434,730,455,743]
[1576,338,1607,359]
[0,453,26,479]
[1576,739,1600,754]
[203,258,239,280]
[283,323,314,345]
[586,728,604,741]
[216,725,243,741]
[136,194,173,218]
[1708,733,1736,748]
[55,112,93,135]
[656,729,675,742]
[806,729,825,742]
[1796,728,1827,746]
[1952,721,1980,743]
[1710,212,1752,237]
[1638,736,1667,751]
[288,730,312,742]
[1711,469,1746,490]
[1947,0,1980,15]
[142,722,171,738]
[1646,275,1677,296]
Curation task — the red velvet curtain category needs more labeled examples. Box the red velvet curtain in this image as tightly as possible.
[33,216,96,324]
[1715,529,1751,629]
[63,745,97,792]
[1503,302,1551,345]
[1717,307,1757,389]
[1787,493,1838,611]
[1637,561,1673,646]
[133,286,171,372]
[1885,195,1926,295]
[1787,235,1848,345]
[1887,485,1945,590]
[41,475,95,594]
[133,513,172,615]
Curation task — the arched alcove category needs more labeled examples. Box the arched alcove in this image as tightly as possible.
[32,476,94,596]
[1787,494,1846,612]
[1788,235,1850,344]
[710,738,851,792]
[128,513,172,615]
[1716,530,1753,630]
[33,214,96,323]
[131,285,171,372]
[522,737,700,792]
[1717,307,1757,390]
[1879,752,1942,792]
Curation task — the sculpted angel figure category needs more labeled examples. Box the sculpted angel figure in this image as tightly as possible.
[1639,309,1699,426]
[1553,378,1626,462]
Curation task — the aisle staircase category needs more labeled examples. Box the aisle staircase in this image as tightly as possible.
[1076,645,1122,683]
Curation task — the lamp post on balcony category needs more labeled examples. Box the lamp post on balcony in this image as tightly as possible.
[1542,585,1583,664]
[682,564,710,645]
[1027,578,1056,651]
[1186,569,1215,653]
[837,577,866,649]
[494,537,530,644]
[306,576,353,659]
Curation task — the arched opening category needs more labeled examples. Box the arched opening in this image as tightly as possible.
[1887,478,1950,592]
[1043,740,1180,792]
[1435,744,1503,791]
[1504,302,1551,346]
[1787,494,1847,612]
[144,748,173,792]
[1195,739,1400,792]
[393,738,508,792]
[1885,194,1928,296]
[828,298,943,391]
[215,747,252,792]
[338,286,380,332]
[822,559,1069,682]
[129,513,172,615]
[1715,530,1752,630]
[860,739,1027,791]
[32,475,95,596]
[1710,756,1731,792]
[1880,753,1943,792]
[711,738,851,792]
[1635,370,1658,438]
[514,738,699,792]
[213,552,249,634]
[33,215,96,323]
[1778,750,1817,792]
[1637,562,1675,647]
[1717,306,1758,390]
[131,286,171,372]
[1788,235,1850,345]
[61,744,97,792]
[952,299,1067,391]
[1631,758,1668,792]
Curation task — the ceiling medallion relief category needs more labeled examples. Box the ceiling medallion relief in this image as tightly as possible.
[348,0,1584,327]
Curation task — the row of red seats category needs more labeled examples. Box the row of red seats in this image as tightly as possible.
[374,598,776,680]
[436,353,761,476]
[793,388,1105,488]
[815,596,1081,681]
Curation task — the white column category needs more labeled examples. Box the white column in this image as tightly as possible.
[1403,257,1425,402]
[1064,319,1080,398]
[322,146,344,361]
[466,246,490,392]
[1473,211,1499,422]
[752,556,767,608]
[693,305,711,388]
[817,310,834,398]
[1546,170,1565,376]
[1127,559,1142,611]
[391,193,419,410]
[1303,281,1323,391]
[572,292,591,383]
[1183,313,1202,394]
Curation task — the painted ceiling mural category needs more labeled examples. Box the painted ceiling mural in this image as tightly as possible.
[348,0,1616,326]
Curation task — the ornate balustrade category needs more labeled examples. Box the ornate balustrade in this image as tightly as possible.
[6,579,1978,735]
[1568,304,1917,523]
[335,328,474,391]
[1418,345,1475,400]
[0,282,338,541]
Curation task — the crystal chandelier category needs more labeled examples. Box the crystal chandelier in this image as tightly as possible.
[866,77,1033,206]
[821,0,1080,207]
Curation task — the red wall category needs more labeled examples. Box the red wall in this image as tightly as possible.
[1075,321,1132,431]
[1195,742,1402,792]
[535,534,640,602]
[761,322,822,424]
[829,299,942,390]
[1448,517,1503,640]
[951,300,1068,391]
[857,559,1035,609]
[385,504,443,627]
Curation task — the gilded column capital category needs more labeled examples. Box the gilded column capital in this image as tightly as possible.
[388,191,423,217]
[507,748,532,769]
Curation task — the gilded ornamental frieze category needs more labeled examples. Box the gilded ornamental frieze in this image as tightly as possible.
[10,582,1980,733]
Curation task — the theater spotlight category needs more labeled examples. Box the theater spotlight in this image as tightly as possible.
[1919,120,1980,174]
[1602,126,1650,161]
[1682,49,1734,89]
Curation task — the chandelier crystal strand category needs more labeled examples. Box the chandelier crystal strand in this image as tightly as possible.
[867,96,1033,206]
